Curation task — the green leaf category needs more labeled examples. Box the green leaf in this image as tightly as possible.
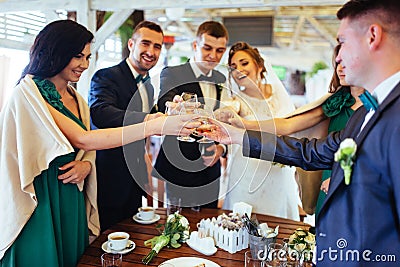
[171,242,181,248]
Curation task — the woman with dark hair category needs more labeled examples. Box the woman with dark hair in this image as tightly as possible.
[0,20,198,266]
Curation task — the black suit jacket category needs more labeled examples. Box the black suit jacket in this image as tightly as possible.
[154,62,225,188]
[243,81,400,266]
[89,60,154,224]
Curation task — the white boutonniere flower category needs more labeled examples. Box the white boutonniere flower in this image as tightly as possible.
[334,138,357,185]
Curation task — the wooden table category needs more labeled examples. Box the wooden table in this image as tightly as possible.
[77,208,311,266]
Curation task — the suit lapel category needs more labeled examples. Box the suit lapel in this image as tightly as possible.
[119,60,142,111]
[355,82,400,145]
[144,82,155,109]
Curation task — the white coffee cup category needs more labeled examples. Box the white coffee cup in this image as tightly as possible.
[137,206,155,221]
[107,232,129,251]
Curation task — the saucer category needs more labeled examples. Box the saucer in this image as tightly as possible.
[101,240,135,254]
[132,213,160,224]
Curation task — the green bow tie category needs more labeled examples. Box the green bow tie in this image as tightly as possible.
[359,91,378,111]
[135,74,150,84]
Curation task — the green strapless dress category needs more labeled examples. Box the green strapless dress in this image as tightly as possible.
[315,87,355,218]
[1,78,88,267]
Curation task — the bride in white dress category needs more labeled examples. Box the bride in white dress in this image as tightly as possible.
[220,42,301,220]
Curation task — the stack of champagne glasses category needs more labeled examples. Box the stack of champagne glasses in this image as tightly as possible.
[167,92,215,156]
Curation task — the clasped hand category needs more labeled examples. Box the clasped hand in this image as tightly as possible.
[214,107,245,129]
[58,160,91,184]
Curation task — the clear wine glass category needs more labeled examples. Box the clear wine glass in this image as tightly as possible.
[194,104,215,144]
[176,103,197,142]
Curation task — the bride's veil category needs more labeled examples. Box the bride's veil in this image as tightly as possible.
[262,54,295,117]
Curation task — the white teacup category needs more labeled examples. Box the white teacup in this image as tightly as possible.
[137,206,155,221]
[107,232,129,251]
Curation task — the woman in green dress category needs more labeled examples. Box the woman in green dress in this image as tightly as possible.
[0,20,199,267]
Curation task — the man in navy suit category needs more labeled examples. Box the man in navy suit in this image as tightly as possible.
[154,21,228,209]
[89,21,163,231]
[205,0,400,265]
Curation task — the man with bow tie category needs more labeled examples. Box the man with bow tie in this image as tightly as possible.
[154,21,229,209]
[89,21,164,231]
[203,0,400,265]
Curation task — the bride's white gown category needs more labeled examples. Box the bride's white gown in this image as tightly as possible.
[222,88,301,221]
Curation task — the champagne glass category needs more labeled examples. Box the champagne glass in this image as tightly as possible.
[194,104,215,144]
[176,104,196,142]
[165,92,197,115]
[176,92,198,142]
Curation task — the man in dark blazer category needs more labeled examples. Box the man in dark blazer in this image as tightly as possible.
[154,21,229,208]
[89,21,164,231]
[204,0,400,265]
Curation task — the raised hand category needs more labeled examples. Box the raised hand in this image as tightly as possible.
[158,114,201,136]
[201,118,245,145]
[214,107,236,123]
[214,107,246,129]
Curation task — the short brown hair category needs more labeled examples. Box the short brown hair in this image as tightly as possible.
[337,0,400,38]
[132,20,164,38]
[196,21,228,40]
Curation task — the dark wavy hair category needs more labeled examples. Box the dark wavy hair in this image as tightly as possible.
[18,19,94,83]
[328,44,344,93]
[228,41,267,80]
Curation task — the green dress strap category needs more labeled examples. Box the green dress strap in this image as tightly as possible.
[33,77,87,130]
[322,87,355,133]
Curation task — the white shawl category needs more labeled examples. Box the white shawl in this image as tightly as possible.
[0,75,100,259]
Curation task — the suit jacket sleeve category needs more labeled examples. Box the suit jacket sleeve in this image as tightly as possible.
[89,67,147,128]
[157,67,181,113]
[242,130,342,171]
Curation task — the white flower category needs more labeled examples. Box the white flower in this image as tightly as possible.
[334,138,357,185]
[304,233,315,244]
[167,214,176,223]
[295,229,307,238]
[179,216,189,228]
[295,243,307,252]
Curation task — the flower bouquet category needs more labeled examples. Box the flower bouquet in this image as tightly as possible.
[288,228,316,262]
[142,212,190,265]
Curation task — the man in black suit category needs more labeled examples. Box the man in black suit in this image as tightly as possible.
[154,21,229,208]
[205,0,400,265]
[89,21,163,231]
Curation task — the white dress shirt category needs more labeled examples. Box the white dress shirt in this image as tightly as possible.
[189,58,219,108]
[359,71,400,133]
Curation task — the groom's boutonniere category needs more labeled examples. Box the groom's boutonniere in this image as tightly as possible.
[334,138,357,185]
